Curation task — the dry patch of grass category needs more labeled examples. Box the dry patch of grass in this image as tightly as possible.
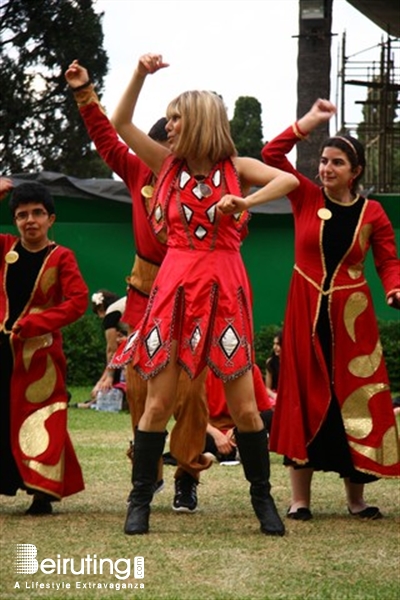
[1,391,399,600]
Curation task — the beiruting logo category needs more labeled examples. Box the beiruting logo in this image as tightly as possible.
[14,545,144,592]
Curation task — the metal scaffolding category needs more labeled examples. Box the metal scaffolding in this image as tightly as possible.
[337,33,400,193]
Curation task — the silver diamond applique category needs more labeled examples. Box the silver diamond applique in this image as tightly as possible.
[192,185,204,200]
[206,204,217,224]
[180,170,191,188]
[220,326,240,358]
[212,169,221,187]
[194,225,207,240]
[145,326,162,358]
[182,204,194,223]
[155,205,163,223]
[190,326,202,352]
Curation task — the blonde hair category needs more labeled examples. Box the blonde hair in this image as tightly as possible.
[166,91,237,163]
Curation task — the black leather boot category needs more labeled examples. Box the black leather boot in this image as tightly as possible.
[124,430,166,535]
[235,428,285,536]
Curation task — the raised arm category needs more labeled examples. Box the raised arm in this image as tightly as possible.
[111,54,170,175]
[217,157,299,214]
[0,177,13,201]
[296,98,336,136]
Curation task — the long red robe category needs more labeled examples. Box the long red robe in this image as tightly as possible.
[262,126,400,478]
[0,234,88,498]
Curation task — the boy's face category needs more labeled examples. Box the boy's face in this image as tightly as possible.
[14,202,55,246]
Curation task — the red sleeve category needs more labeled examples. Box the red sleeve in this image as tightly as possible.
[17,248,88,338]
[262,126,300,176]
[368,201,400,299]
[262,125,322,211]
[80,102,143,184]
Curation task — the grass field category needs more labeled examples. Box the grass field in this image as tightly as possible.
[1,386,399,600]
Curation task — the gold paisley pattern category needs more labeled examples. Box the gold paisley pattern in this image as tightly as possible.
[342,383,389,440]
[348,339,383,378]
[341,382,389,439]
[22,453,64,483]
[29,299,55,314]
[347,262,364,280]
[349,426,400,467]
[40,266,58,294]
[26,354,57,404]
[22,334,53,371]
[19,402,65,457]
[358,223,373,253]
[343,292,368,342]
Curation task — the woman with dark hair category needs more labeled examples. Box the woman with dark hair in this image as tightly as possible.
[90,289,127,397]
[0,181,88,514]
[225,99,400,521]
[257,98,400,521]
[265,331,282,407]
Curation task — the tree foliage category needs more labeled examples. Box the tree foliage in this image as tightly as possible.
[230,96,263,158]
[0,0,111,177]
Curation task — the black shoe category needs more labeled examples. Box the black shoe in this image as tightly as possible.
[348,506,382,520]
[25,496,53,516]
[124,500,149,535]
[154,479,165,495]
[287,507,313,521]
[162,452,178,466]
[172,473,198,513]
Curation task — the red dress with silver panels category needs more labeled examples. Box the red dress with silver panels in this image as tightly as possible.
[132,156,252,382]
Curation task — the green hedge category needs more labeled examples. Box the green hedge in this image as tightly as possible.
[63,313,104,386]
[254,319,400,392]
[62,314,399,391]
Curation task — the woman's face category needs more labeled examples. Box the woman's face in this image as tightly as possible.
[165,113,182,151]
[14,202,55,247]
[272,337,281,356]
[318,147,359,195]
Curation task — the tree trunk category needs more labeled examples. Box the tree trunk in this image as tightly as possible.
[296,0,334,178]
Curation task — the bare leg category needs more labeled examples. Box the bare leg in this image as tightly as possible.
[344,478,382,519]
[138,342,181,432]
[224,370,263,432]
[344,478,366,513]
[288,467,314,514]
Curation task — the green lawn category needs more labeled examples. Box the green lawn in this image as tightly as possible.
[1,386,399,600]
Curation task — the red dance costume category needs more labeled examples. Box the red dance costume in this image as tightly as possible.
[0,235,88,498]
[78,95,213,481]
[262,126,400,478]
[79,101,166,329]
[132,156,252,382]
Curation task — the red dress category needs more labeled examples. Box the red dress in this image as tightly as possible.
[262,126,400,478]
[132,156,252,381]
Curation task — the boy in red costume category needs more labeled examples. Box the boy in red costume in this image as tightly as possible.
[0,180,88,514]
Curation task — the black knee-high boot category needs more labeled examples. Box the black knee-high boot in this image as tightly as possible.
[235,428,285,536]
[124,430,166,535]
